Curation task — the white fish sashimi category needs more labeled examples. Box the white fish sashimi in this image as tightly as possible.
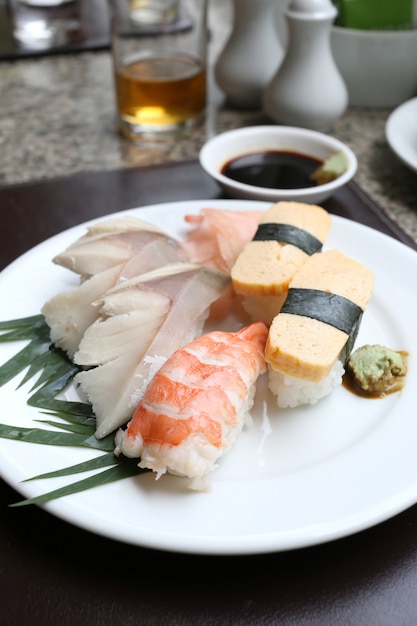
[41,264,123,360]
[74,263,231,439]
[78,216,164,236]
[53,216,186,277]
[75,289,171,366]
[119,236,187,281]
[42,221,188,358]
[75,306,170,436]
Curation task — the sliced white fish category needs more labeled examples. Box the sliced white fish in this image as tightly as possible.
[74,263,231,439]
[53,217,186,277]
[41,264,123,360]
[43,220,188,358]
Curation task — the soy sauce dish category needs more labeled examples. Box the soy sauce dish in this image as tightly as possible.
[199,126,357,204]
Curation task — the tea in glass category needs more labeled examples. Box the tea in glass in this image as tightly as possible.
[110,0,207,140]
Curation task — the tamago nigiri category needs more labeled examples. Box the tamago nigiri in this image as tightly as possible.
[231,201,332,324]
[115,321,268,490]
[266,250,375,408]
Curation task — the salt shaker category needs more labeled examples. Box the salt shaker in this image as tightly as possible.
[263,0,348,130]
[214,0,285,110]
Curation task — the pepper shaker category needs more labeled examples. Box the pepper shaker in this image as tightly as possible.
[263,0,348,130]
[214,0,285,110]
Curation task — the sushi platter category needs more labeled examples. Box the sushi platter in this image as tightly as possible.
[0,199,416,555]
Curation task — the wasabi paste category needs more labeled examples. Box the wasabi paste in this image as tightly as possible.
[345,344,408,397]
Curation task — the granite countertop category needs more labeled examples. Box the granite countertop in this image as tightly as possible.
[0,0,417,243]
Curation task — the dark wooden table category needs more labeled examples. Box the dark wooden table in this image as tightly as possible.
[1,161,417,625]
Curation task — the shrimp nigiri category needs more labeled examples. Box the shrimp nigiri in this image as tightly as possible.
[115,321,268,490]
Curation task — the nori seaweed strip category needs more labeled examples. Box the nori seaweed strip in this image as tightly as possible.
[252,223,323,255]
[281,288,363,359]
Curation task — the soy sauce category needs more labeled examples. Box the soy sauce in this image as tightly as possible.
[221,150,323,189]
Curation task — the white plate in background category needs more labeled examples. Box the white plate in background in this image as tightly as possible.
[386,97,417,173]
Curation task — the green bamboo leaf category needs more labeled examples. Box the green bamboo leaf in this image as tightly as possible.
[0,328,44,342]
[0,423,113,451]
[28,375,94,418]
[35,419,95,435]
[0,314,45,332]
[24,451,119,481]
[83,432,115,451]
[0,316,52,387]
[0,338,51,387]
[0,314,144,505]
[39,409,96,429]
[0,315,47,340]
[22,349,75,390]
[10,462,145,507]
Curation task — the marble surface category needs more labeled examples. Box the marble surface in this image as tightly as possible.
[0,0,417,243]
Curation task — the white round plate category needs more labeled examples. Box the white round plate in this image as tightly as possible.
[386,97,417,173]
[0,200,416,555]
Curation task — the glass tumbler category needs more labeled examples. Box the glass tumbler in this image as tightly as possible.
[109,0,208,141]
[7,0,84,49]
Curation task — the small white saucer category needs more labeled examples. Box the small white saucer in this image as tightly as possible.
[386,97,417,174]
[199,125,357,205]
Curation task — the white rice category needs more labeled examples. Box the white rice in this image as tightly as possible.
[268,360,345,408]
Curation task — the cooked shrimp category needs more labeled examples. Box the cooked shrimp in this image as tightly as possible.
[115,321,268,490]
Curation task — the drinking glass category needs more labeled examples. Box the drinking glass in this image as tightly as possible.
[109,0,208,141]
[128,0,179,26]
[7,0,84,49]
